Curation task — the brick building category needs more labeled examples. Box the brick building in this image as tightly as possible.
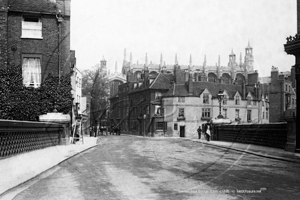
[0,0,71,80]
[260,66,296,122]
[109,54,269,137]
[284,0,300,152]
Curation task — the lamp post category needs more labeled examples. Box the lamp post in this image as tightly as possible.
[217,90,224,119]
[143,114,146,137]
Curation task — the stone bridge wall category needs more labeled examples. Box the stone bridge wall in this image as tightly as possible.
[213,123,287,149]
[0,120,63,158]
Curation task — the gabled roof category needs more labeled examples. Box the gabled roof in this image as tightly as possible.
[128,72,174,94]
[150,73,174,90]
[193,82,242,99]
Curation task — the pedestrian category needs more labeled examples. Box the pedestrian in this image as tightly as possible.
[206,123,211,141]
[197,126,202,139]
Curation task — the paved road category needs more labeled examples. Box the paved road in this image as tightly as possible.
[9,136,300,200]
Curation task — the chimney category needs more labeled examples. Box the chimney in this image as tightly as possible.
[144,66,149,87]
[291,66,296,88]
[127,69,134,82]
[242,81,246,99]
[271,66,279,82]
[247,70,258,85]
[188,73,193,95]
[185,69,189,82]
[278,72,285,80]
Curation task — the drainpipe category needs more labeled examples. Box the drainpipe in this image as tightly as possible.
[56,10,63,83]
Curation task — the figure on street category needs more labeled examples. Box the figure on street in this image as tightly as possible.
[197,126,202,139]
[206,123,211,141]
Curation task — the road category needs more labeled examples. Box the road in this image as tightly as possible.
[9,135,300,200]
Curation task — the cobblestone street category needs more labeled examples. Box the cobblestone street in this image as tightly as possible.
[10,136,300,200]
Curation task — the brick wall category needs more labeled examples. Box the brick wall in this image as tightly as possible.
[5,0,70,79]
[8,0,57,14]
[0,0,8,69]
[298,0,300,33]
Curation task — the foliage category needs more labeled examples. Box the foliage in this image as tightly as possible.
[0,67,72,121]
[81,64,109,126]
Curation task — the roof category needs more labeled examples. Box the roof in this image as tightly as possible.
[164,82,244,99]
[128,72,174,94]
[150,73,174,89]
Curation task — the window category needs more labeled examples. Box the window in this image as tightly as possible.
[174,123,178,130]
[22,16,42,39]
[155,105,162,115]
[223,108,227,118]
[247,110,252,122]
[223,95,227,105]
[179,108,184,117]
[22,56,41,88]
[145,105,149,114]
[202,108,211,118]
[178,97,185,102]
[203,93,209,104]
[266,108,269,119]
[247,97,251,105]
[235,109,240,119]
[235,96,240,105]
[156,122,164,130]
[155,92,162,99]
[292,98,295,106]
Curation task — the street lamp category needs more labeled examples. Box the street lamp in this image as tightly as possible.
[143,114,146,137]
[217,90,224,119]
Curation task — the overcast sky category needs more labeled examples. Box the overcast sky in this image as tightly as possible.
[70,0,296,77]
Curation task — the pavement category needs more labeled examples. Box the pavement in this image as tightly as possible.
[0,134,300,197]
[0,136,99,197]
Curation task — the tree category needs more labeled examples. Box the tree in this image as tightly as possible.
[82,64,109,136]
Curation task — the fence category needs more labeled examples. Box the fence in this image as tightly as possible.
[0,120,64,158]
[213,123,287,149]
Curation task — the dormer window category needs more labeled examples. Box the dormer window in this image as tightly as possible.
[223,95,227,105]
[203,93,209,104]
[22,16,42,39]
[235,96,240,105]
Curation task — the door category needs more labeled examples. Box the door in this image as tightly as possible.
[180,126,185,137]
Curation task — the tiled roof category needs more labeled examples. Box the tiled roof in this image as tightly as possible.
[150,73,174,89]
[164,82,244,99]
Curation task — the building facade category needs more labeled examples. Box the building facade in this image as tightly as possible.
[260,66,296,122]
[109,44,271,138]
[0,0,72,121]
[0,0,71,78]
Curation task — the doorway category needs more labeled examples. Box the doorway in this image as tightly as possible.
[180,126,185,137]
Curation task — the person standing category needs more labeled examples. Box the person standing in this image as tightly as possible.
[197,126,202,139]
[206,124,211,141]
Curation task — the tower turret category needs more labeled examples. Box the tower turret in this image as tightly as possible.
[244,41,254,72]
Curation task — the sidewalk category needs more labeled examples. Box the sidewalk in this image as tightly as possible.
[0,136,99,196]
[122,134,300,163]
[193,138,300,163]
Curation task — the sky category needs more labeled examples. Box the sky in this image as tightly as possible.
[70,0,297,77]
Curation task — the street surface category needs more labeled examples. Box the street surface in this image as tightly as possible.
[9,136,300,200]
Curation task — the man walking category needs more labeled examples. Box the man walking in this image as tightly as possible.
[197,126,202,139]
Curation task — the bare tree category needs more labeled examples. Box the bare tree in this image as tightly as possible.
[82,64,109,136]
